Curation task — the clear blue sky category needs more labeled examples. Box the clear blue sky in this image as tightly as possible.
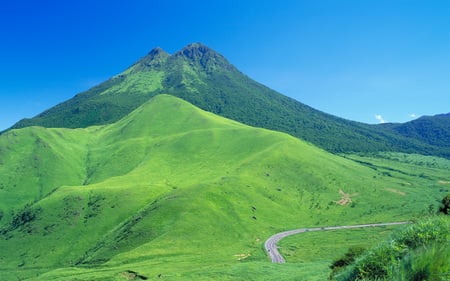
[1,0,450,131]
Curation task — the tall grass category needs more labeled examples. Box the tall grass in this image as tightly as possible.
[393,242,450,281]
[333,216,450,281]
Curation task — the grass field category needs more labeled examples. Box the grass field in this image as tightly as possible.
[278,226,403,280]
[0,95,448,280]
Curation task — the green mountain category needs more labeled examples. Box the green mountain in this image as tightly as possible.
[8,43,449,158]
[0,95,447,280]
[381,113,450,148]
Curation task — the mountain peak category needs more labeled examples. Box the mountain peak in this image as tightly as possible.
[148,46,169,57]
[174,43,233,71]
[134,47,170,70]
[177,42,214,56]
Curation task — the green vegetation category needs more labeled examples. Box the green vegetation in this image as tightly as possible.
[278,226,401,280]
[0,95,448,280]
[7,43,450,158]
[280,228,392,265]
[382,113,450,148]
[439,193,450,214]
[329,246,366,277]
[331,216,450,281]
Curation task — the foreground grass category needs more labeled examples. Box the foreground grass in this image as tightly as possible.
[332,216,450,281]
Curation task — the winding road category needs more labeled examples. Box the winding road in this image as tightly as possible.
[264,221,410,263]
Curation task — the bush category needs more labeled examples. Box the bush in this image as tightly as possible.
[11,207,39,229]
[329,247,365,278]
[438,193,450,215]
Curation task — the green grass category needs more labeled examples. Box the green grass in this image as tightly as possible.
[0,95,448,280]
[278,226,401,277]
[332,216,450,281]
[280,227,394,263]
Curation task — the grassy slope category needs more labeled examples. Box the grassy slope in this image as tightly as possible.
[0,127,89,223]
[0,95,447,280]
[8,43,448,158]
[278,226,401,280]
[277,153,450,280]
[332,216,450,281]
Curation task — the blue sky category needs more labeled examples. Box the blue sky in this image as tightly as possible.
[1,0,449,131]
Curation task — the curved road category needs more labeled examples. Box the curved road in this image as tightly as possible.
[265,221,410,263]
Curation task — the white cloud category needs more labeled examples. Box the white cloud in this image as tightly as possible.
[409,113,417,119]
[375,114,385,124]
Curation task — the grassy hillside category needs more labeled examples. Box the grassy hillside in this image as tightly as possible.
[0,95,447,280]
[331,216,449,281]
[277,152,450,280]
[8,43,449,158]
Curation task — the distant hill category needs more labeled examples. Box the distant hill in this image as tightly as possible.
[1,95,446,280]
[8,43,449,158]
[380,113,450,148]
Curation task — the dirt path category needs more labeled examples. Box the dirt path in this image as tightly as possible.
[264,221,411,263]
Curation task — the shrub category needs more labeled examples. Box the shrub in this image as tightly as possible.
[329,246,365,277]
[438,193,450,215]
[11,207,40,229]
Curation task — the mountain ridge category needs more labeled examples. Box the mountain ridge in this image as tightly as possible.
[7,43,450,158]
[381,113,450,148]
